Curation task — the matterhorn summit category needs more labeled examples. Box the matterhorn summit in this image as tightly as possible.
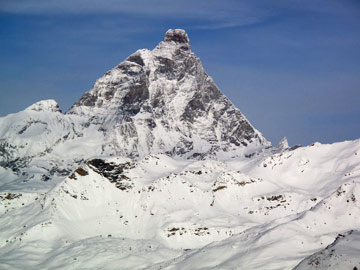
[1,29,360,270]
[67,28,269,160]
[0,29,271,183]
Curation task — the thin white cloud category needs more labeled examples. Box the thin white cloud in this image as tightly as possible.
[193,15,270,30]
[5,0,354,31]
[0,0,247,15]
[0,0,274,30]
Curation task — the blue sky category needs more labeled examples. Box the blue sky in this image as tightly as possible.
[1,0,359,146]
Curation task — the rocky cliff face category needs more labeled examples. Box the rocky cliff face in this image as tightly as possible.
[67,29,269,159]
[0,29,269,183]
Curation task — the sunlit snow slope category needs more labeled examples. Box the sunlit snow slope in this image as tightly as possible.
[0,29,359,270]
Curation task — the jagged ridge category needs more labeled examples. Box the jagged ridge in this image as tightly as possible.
[67,29,269,159]
[0,29,269,183]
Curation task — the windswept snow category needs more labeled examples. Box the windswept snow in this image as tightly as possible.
[0,29,359,269]
[0,140,360,269]
[294,230,360,270]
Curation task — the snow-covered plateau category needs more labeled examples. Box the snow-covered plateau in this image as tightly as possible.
[0,29,359,269]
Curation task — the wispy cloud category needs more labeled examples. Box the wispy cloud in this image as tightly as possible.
[0,0,252,15]
[0,0,275,30]
[3,0,355,31]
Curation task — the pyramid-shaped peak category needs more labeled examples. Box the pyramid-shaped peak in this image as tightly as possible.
[164,29,190,44]
[67,28,269,159]
[277,137,289,150]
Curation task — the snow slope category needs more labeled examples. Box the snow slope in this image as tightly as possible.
[0,29,359,269]
[0,139,360,269]
[294,230,360,270]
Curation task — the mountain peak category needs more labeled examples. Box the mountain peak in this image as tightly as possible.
[164,29,190,44]
[63,29,269,159]
[277,137,289,150]
[26,99,61,113]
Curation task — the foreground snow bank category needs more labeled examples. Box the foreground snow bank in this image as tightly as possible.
[0,139,359,269]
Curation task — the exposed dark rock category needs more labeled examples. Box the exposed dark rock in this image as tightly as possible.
[75,168,88,176]
[122,81,149,116]
[76,92,97,107]
[17,120,47,135]
[146,118,156,129]
[41,175,50,181]
[290,145,302,151]
[0,157,31,174]
[213,186,227,192]
[155,56,176,79]
[267,195,284,201]
[87,159,135,191]
[164,29,190,44]
[0,193,22,200]
[126,53,145,66]
[182,93,207,123]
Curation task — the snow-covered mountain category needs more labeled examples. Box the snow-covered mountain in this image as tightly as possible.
[0,29,359,270]
[0,29,268,187]
[68,29,268,158]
